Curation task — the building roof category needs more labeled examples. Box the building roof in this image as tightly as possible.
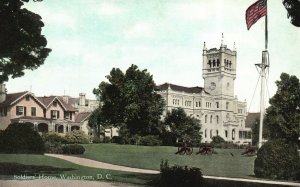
[155,83,207,94]
[36,96,77,112]
[245,112,260,128]
[0,91,28,107]
[75,112,91,123]
[57,97,77,112]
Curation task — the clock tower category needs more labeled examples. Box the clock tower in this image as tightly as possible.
[202,34,237,98]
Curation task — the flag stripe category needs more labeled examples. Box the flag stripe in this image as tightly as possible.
[246,0,267,30]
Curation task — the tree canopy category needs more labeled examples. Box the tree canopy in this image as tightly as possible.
[164,108,201,145]
[93,64,165,137]
[264,73,300,144]
[0,0,51,83]
[283,0,300,27]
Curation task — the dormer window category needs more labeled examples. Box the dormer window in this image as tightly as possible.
[53,100,58,107]
[25,95,30,101]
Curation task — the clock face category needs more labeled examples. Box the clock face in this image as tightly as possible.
[210,82,216,90]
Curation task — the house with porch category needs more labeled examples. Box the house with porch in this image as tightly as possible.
[0,84,87,134]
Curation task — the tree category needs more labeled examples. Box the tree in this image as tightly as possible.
[164,108,201,146]
[283,0,300,27]
[0,0,51,83]
[88,108,105,137]
[264,73,300,144]
[251,118,270,146]
[93,64,165,137]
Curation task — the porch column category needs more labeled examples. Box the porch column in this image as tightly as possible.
[33,122,38,131]
[63,125,66,134]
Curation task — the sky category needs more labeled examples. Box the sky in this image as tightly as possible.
[6,0,300,112]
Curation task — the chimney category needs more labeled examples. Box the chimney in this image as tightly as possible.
[63,95,69,104]
[0,84,6,103]
[79,93,86,106]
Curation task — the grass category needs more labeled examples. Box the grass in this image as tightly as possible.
[0,154,156,186]
[80,144,256,179]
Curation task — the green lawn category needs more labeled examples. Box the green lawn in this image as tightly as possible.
[80,144,256,179]
[0,154,156,186]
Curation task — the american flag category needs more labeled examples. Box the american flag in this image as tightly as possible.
[246,0,267,30]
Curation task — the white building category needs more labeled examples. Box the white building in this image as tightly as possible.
[156,39,252,144]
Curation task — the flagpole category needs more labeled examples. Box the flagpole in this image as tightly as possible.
[258,2,269,149]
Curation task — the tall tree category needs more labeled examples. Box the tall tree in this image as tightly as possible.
[283,0,300,27]
[264,73,300,144]
[0,0,51,83]
[251,118,270,146]
[164,108,201,145]
[93,64,165,137]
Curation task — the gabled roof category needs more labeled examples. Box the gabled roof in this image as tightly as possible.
[37,96,77,112]
[0,91,28,107]
[57,96,77,112]
[75,112,91,123]
[245,112,260,128]
[0,91,46,109]
[155,83,207,94]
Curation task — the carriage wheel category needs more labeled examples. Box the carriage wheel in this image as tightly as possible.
[186,147,193,155]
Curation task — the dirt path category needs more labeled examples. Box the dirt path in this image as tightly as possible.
[45,154,159,174]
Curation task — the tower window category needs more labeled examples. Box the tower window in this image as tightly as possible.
[226,102,229,110]
[217,59,220,67]
[225,130,228,138]
[205,115,207,123]
[208,60,212,68]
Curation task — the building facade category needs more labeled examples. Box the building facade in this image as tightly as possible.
[156,40,252,144]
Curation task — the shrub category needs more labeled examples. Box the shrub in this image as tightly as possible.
[211,136,225,145]
[0,123,45,154]
[62,144,85,154]
[103,136,111,143]
[111,136,124,144]
[65,130,89,144]
[254,139,300,180]
[159,160,203,187]
[140,135,162,146]
[42,133,67,154]
[92,135,102,143]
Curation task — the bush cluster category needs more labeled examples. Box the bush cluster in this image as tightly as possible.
[159,160,203,187]
[0,123,45,154]
[254,139,300,180]
[42,133,67,154]
[65,130,89,144]
[62,144,85,154]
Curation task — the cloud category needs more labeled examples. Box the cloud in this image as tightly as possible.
[125,22,155,39]
[93,2,125,16]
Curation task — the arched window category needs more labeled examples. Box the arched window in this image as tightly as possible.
[229,61,232,68]
[205,115,207,123]
[205,129,207,138]
[210,115,213,123]
[216,115,219,124]
[226,102,229,110]
[208,60,212,68]
[217,59,220,67]
[224,59,226,66]
[213,60,216,67]
[210,130,213,138]
[225,130,228,137]
[232,129,235,140]
[216,130,219,136]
